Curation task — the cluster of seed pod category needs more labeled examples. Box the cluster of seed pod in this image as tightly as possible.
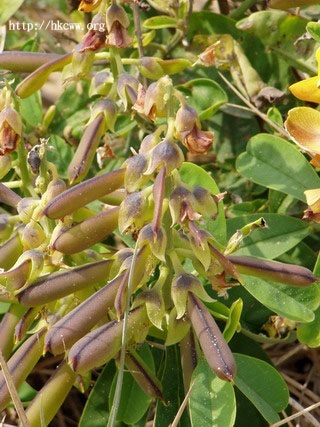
[0,1,319,424]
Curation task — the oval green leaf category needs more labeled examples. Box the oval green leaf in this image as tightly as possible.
[177,79,228,119]
[297,306,320,348]
[189,358,236,427]
[236,134,320,202]
[241,274,316,322]
[143,16,178,29]
[233,353,289,424]
[227,213,310,259]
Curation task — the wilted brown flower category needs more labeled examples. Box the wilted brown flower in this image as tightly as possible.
[105,3,132,48]
[80,14,106,51]
[0,106,22,156]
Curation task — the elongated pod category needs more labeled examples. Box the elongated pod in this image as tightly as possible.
[187,293,236,382]
[0,51,61,73]
[42,169,125,219]
[0,329,46,410]
[45,272,125,355]
[15,53,72,99]
[0,304,27,359]
[52,206,120,254]
[125,351,163,400]
[68,305,148,374]
[17,259,113,306]
[0,233,23,270]
[67,114,105,184]
[0,182,21,208]
[25,361,77,427]
[228,255,318,287]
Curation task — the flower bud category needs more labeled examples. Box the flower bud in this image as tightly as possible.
[172,272,214,319]
[144,139,184,175]
[119,191,150,233]
[89,70,113,97]
[169,186,201,226]
[133,288,165,330]
[117,73,139,110]
[0,106,22,156]
[175,104,200,135]
[89,99,117,133]
[105,3,132,48]
[21,222,46,250]
[139,131,162,155]
[17,198,40,224]
[70,44,95,81]
[165,307,191,346]
[139,57,164,80]
[144,78,171,120]
[137,223,167,262]
[123,154,148,192]
[80,13,106,52]
[193,186,220,218]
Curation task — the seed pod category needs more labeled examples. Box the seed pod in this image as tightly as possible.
[44,273,123,355]
[0,329,46,411]
[0,304,27,360]
[26,361,77,427]
[227,255,318,287]
[125,351,163,400]
[67,114,105,184]
[15,53,72,99]
[0,232,23,270]
[42,169,125,219]
[187,293,236,382]
[68,305,149,374]
[17,259,113,307]
[0,182,21,208]
[52,206,120,254]
[15,307,39,341]
[0,51,60,73]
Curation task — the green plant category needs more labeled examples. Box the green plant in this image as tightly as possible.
[1,1,320,426]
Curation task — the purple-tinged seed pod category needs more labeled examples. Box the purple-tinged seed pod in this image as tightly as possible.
[187,293,236,382]
[227,255,318,287]
[0,51,61,73]
[44,272,125,355]
[0,328,46,411]
[68,305,149,374]
[0,182,21,208]
[42,169,125,219]
[125,351,164,400]
[0,304,27,360]
[52,206,120,254]
[17,259,113,307]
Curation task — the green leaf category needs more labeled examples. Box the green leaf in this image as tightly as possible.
[47,134,74,179]
[20,92,42,127]
[109,344,154,424]
[180,162,226,245]
[0,0,24,25]
[177,79,228,119]
[236,134,320,202]
[189,358,236,427]
[79,362,115,427]
[297,306,320,347]
[143,16,178,29]
[155,345,190,427]
[233,353,289,424]
[241,275,316,323]
[227,213,310,258]
[307,21,320,43]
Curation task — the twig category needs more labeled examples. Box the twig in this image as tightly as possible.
[270,397,320,427]
[0,350,31,427]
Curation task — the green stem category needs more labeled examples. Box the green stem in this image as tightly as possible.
[17,141,37,198]
[229,0,259,20]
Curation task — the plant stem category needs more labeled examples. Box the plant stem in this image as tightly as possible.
[230,0,259,20]
[17,141,37,198]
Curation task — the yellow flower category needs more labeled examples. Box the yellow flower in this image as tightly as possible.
[289,48,320,103]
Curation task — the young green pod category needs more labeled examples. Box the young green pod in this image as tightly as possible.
[52,206,120,254]
[125,351,163,400]
[0,328,46,411]
[0,51,61,73]
[187,293,236,382]
[15,53,72,99]
[44,273,123,355]
[0,304,27,360]
[68,305,149,374]
[0,232,23,270]
[17,259,113,307]
[42,169,125,219]
[67,114,105,184]
[0,182,21,208]
[25,361,77,427]
[228,255,318,287]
